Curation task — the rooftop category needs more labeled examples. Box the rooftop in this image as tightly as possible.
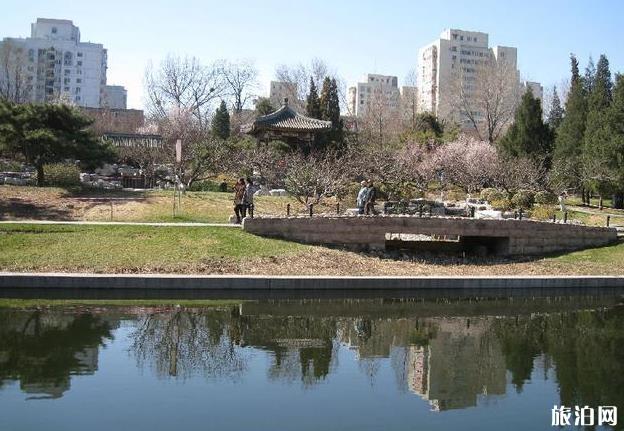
[243,99,331,134]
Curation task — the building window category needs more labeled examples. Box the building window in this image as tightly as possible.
[52,27,57,34]
[77,78,82,83]
[75,96,81,102]
[75,87,81,94]
[77,61,82,66]
[474,37,478,42]
[77,52,83,57]
[64,86,70,92]
[460,35,464,40]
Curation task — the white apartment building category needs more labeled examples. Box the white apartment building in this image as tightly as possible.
[0,18,126,108]
[347,74,400,117]
[102,85,127,109]
[418,29,530,128]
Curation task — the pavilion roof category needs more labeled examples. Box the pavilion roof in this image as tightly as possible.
[242,99,331,134]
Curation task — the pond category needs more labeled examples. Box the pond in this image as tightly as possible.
[0,295,622,430]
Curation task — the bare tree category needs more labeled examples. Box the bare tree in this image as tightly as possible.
[448,55,520,143]
[158,107,230,187]
[357,86,402,147]
[144,55,226,128]
[275,58,348,113]
[283,151,353,205]
[221,59,259,113]
[0,40,29,103]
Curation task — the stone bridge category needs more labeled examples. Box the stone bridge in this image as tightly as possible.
[242,216,618,256]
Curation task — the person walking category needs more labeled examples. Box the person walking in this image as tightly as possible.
[365,180,377,215]
[558,191,567,212]
[233,178,246,224]
[356,181,369,215]
[244,177,257,218]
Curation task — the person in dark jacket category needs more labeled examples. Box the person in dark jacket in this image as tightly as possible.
[365,180,377,215]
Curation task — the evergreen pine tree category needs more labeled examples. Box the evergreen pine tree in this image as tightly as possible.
[498,89,553,163]
[255,98,275,116]
[305,77,321,119]
[553,54,588,190]
[211,100,230,140]
[604,74,624,207]
[583,54,613,195]
[584,56,596,94]
[547,86,565,130]
[319,77,344,150]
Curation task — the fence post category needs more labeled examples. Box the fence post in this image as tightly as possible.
[564,211,568,224]
[110,199,114,221]
[286,203,290,216]
[552,214,556,223]
[470,206,475,218]
[336,202,340,215]
[607,215,611,227]
[518,208,523,220]
[309,203,314,217]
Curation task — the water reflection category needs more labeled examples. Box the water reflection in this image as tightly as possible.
[0,297,622,428]
[0,310,115,399]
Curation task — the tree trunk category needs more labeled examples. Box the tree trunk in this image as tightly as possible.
[36,164,45,186]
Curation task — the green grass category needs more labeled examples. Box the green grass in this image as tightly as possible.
[0,298,246,308]
[0,223,307,272]
[550,241,624,266]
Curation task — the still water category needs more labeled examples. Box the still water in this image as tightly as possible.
[0,296,622,431]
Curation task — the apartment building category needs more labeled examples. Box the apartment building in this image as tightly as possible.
[347,74,401,117]
[418,29,532,128]
[0,18,126,108]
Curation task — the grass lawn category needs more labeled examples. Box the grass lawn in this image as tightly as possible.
[0,185,343,223]
[0,224,307,273]
[1,223,624,276]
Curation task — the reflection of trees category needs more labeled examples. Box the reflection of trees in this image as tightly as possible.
[129,309,246,380]
[238,315,336,386]
[493,307,624,429]
[0,310,114,399]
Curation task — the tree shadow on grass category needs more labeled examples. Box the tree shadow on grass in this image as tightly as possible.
[0,198,73,221]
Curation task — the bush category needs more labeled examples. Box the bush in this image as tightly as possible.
[534,190,557,205]
[530,205,556,220]
[490,198,513,211]
[188,179,227,192]
[44,163,80,187]
[480,188,506,202]
[511,190,535,209]
[446,190,466,202]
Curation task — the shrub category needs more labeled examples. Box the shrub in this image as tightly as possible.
[446,190,466,202]
[44,163,80,187]
[188,179,226,192]
[511,190,535,209]
[530,205,556,220]
[534,190,557,205]
[480,188,505,202]
[490,198,513,211]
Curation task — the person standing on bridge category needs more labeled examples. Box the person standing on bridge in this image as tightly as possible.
[365,180,377,215]
[244,177,257,218]
[357,181,369,215]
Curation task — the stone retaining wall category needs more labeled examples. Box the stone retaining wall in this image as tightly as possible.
[243,216,618,255]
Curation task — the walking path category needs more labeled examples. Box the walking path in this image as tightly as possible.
[0,220,239,227]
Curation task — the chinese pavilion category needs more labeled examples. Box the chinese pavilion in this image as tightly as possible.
[242,98,331,148]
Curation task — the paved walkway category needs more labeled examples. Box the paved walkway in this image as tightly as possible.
[0,220,240,227]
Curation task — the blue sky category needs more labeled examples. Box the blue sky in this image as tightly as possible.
[2,0,623,109]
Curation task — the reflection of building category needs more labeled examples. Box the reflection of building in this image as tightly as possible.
[404,318,507,411]
[406,345,431,402]
[0,18,127,108]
